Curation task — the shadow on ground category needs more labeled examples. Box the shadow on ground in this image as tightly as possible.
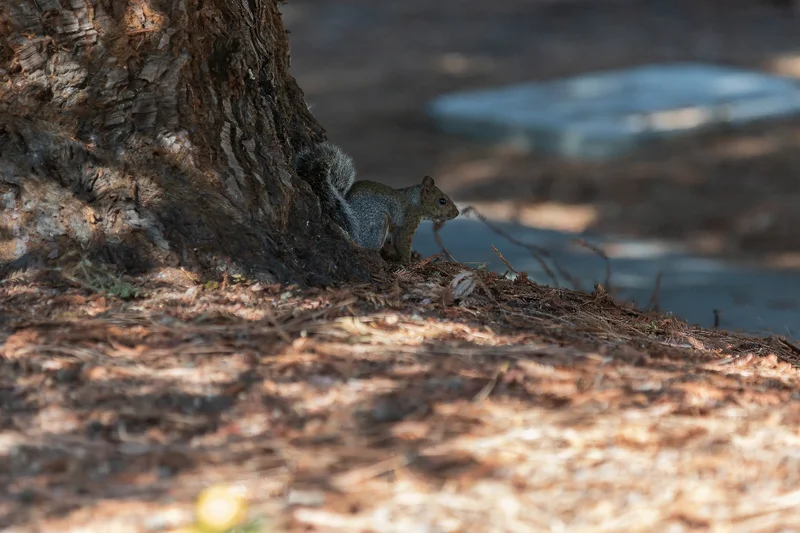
[2,263,800,530]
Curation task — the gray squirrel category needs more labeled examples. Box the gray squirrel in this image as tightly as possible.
[295,142,459,265]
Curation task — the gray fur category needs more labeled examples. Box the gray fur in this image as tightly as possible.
[346,182,411,249]
[294,142,459,261]
[294,142,357,236]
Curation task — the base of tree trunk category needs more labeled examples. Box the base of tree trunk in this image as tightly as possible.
[1,0,370,287]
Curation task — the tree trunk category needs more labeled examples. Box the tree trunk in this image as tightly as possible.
[0,0,369,285]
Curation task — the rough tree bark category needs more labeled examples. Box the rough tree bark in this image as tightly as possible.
[0,0,369,285]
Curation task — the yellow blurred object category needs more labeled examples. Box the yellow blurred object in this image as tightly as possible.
[195,484,248,533]
[166,527,202,533]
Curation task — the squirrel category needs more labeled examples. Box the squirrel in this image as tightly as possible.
[295,141,459,265]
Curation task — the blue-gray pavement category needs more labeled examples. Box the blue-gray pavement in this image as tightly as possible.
[413,218,800,339]
[428,63,800,160]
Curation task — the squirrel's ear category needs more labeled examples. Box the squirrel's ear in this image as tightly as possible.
[422,175,435,188]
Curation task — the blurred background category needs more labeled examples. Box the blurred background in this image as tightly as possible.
[281,0,800,336]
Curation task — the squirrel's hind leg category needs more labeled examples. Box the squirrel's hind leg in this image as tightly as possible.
[353,213,391,250]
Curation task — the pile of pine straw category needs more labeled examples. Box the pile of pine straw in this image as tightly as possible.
[2,257,800,532]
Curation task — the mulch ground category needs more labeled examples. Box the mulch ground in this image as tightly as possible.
[6,4,800,530]
[3,260,800,532]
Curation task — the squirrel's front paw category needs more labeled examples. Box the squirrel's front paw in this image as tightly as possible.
[395,251,416,266]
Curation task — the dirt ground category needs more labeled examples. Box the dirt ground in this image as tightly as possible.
[3,264,800,532]
[283,0,800,267]
[8,2,800,532]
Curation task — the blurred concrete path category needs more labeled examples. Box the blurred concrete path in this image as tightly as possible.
[413,218,800,339]
[428,63,800,160]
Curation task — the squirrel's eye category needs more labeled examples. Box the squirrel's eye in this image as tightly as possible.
[439,198,447,205]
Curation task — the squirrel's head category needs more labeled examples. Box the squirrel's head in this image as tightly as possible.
[419,175,459,223]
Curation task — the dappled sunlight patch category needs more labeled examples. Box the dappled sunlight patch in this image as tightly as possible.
[768,53,800,79]
[123,0,167,35]
[764,252,800,270]
[3,263,800,531]
[703,133,787,160]
[461,200,598,233]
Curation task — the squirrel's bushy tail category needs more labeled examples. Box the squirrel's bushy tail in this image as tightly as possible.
[294,142,357,237]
